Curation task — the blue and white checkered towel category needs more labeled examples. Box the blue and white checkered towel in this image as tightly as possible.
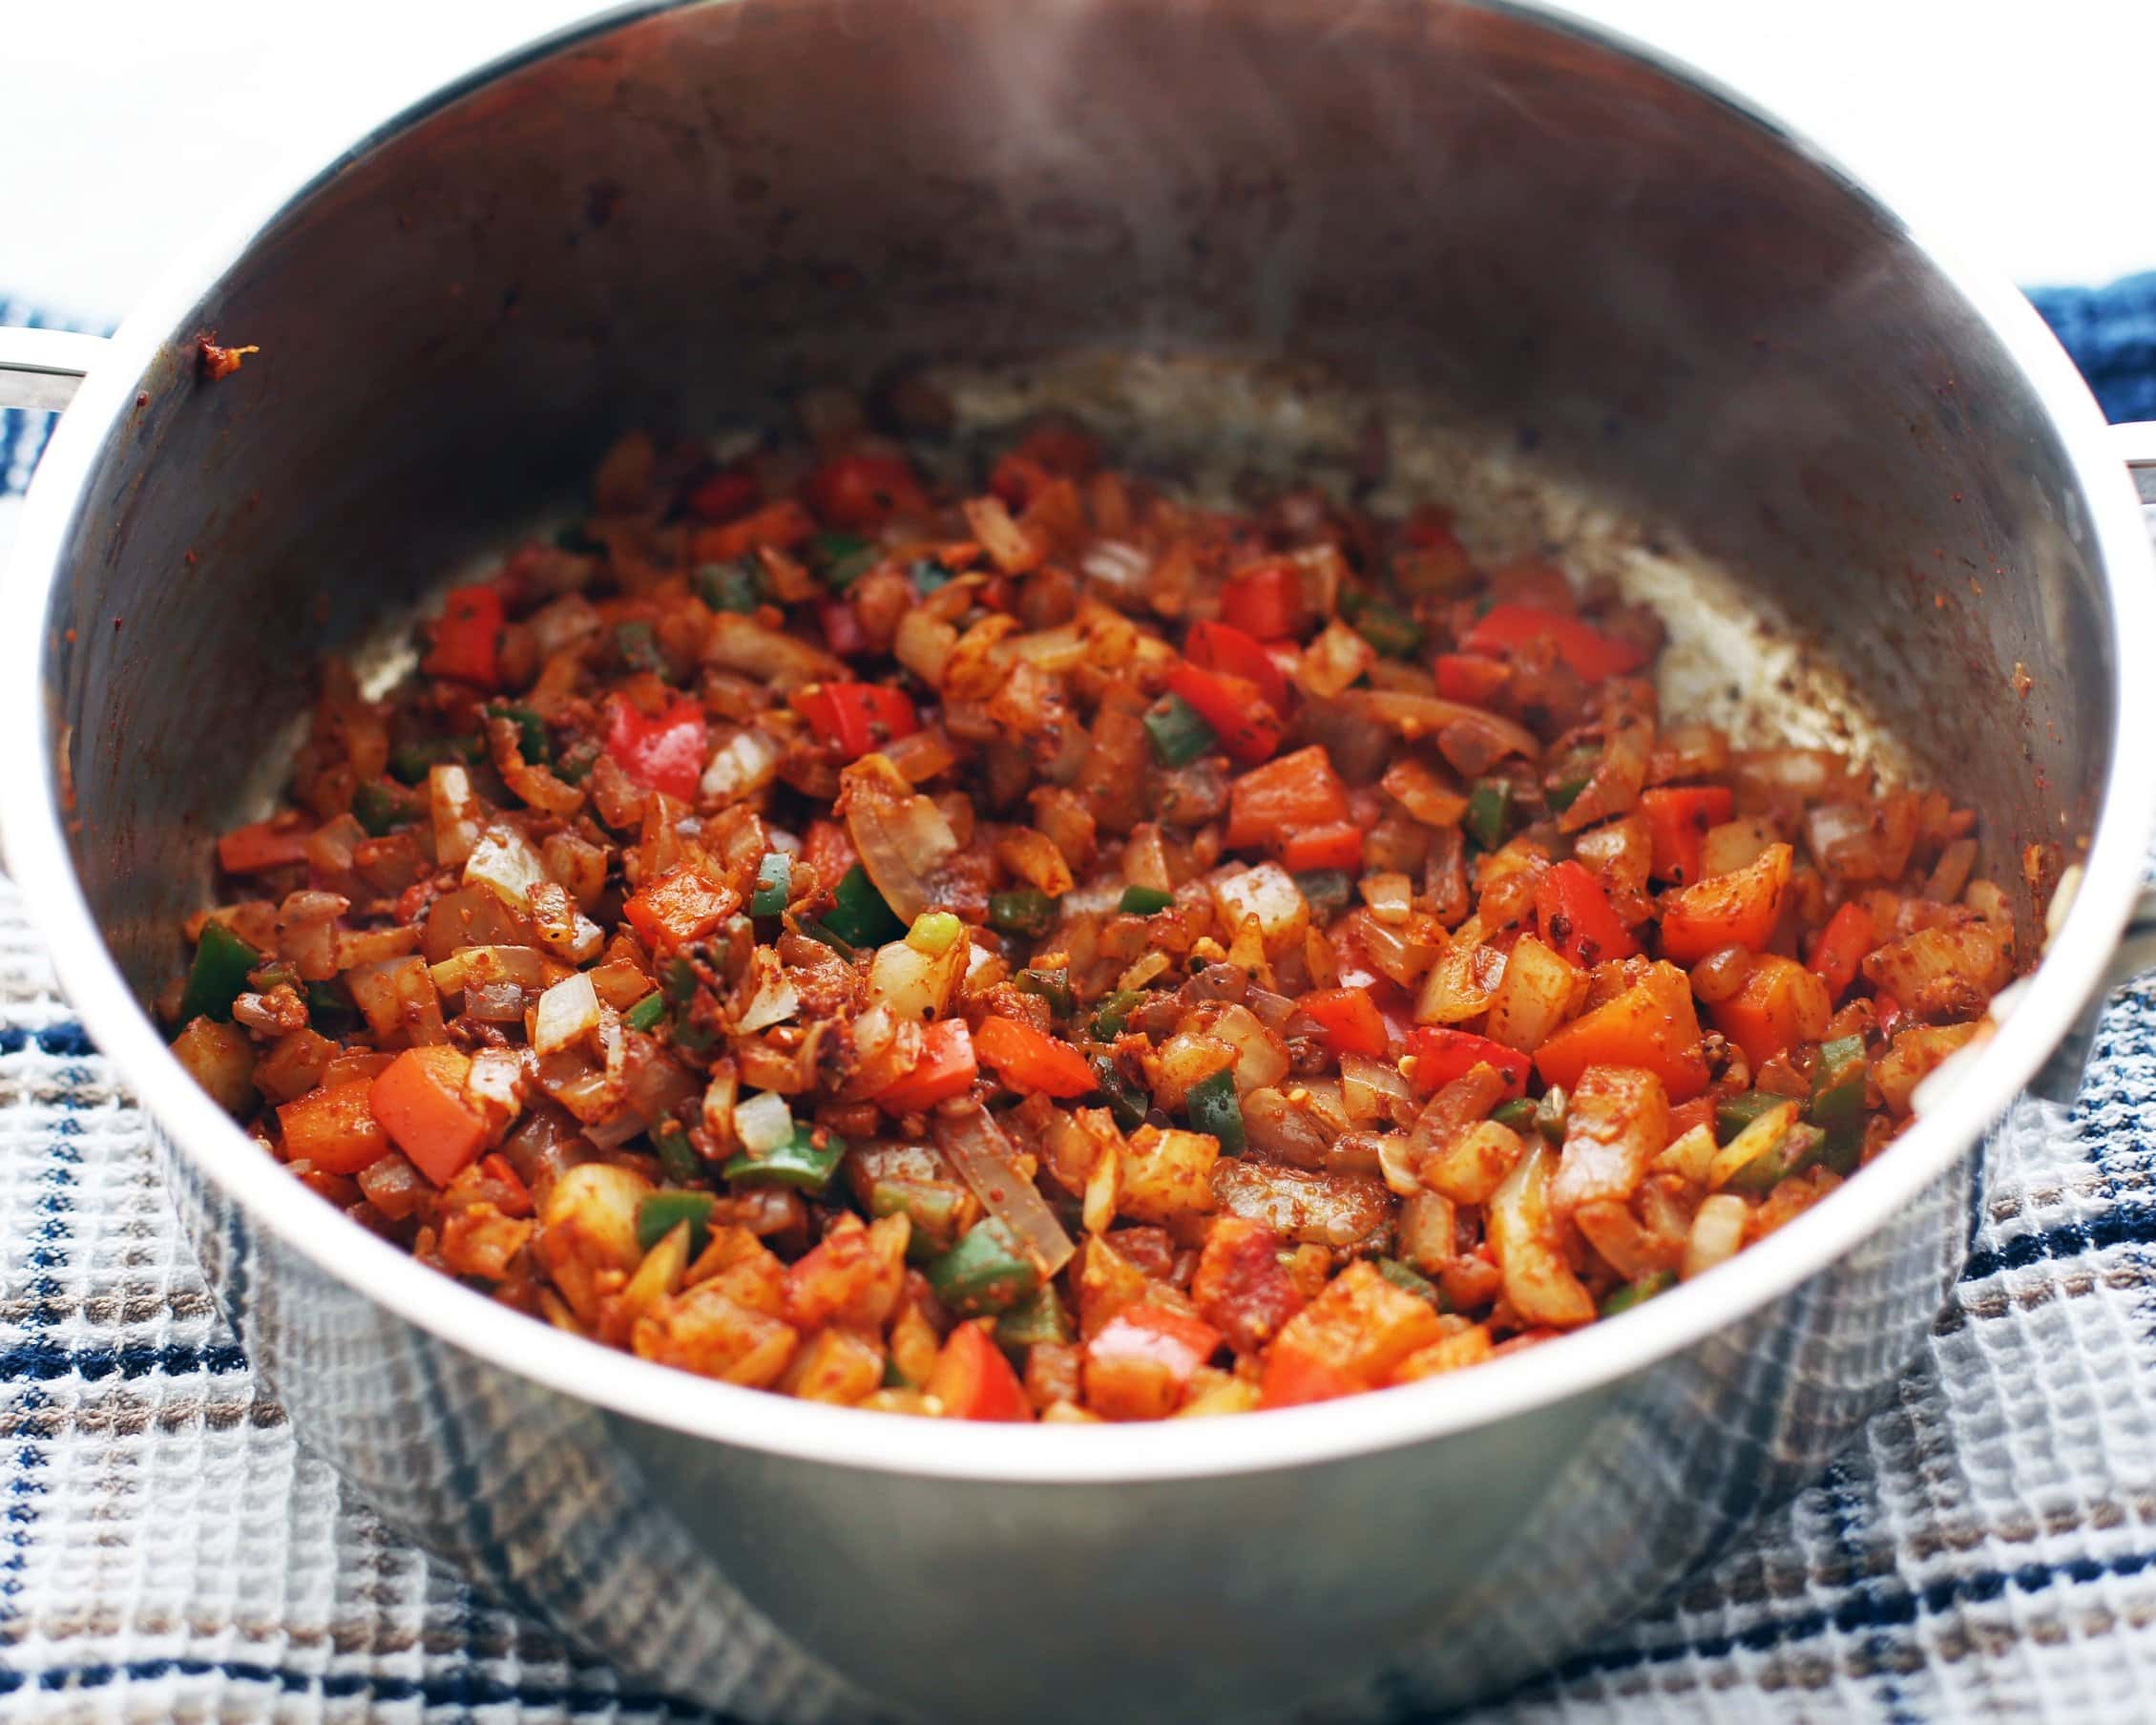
[6,288,2156,1724]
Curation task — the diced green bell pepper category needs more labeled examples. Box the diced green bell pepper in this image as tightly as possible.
[1090,1053,1151,1131]
[305,978,359,1038]
[625,991,667,1033]
[1376,1256,1443,1307]
[1600,1269,1675,1316]
[722,1124,848,1194]
[1532,1085,1570,1144]
[910,556,955,593]
[1091,989,1147,1041]
[821,864,905,947]
[1807,1035,1869,1174]
[613,619,668,677]
[1349,596,1424,659]
[693,558,762,614]
[1118,884,1174,915]
[1291,869,1354,915]
[1714,1089,1788,1144]
[1492,1096,1539,1133]
[1015,965,1074,1020]
[987,888,1059,938]
[652,1119,701,1186]
[1185,1067,1245,1155]
[925,1218,1040,1317]
[750,852,792,918]
[1141,693,1217,767]
[1546,777,1589,815]
[865,1177,970,1261]
[1465,780,1512,851]
[994,1283,1074,1349]
[636,1189,717,1257]
[178,922,263,1025]
[350,780,414,837]
[1718,1115,1825,1198]
[480,703,550,764]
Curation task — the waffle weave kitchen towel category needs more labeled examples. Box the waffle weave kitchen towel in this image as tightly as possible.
[4,288,2156,1725]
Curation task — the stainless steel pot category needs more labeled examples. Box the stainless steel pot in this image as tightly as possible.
[6,4,2156,1720]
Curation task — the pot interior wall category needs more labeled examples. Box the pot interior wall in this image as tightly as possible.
[46,0,2112,999]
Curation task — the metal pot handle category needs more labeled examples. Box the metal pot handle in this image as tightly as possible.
[0,327,110,413]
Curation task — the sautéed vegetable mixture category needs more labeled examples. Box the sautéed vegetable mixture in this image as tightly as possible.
[164,408,2022,1421]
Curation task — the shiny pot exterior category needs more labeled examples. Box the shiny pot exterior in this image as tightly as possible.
[7,4,2154,1721]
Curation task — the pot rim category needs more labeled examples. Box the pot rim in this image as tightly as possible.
[6,0,2151,1485]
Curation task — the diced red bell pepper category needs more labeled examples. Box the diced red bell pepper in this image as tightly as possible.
[804,452,927,530]
[1220,559,1305,641]
[1087,1303,1223,1384]
[1639,786,1736,887]
[1459,603,1647,682]
[974,1015,1098,1099]
[1258,1341,1361,1409]
[800,819,858,892]
[217,818,315,875]
[603,694,709,802]
[685,465,762,523]
[877,1018,978,1114]
[790,682,920,762]
[819,600,869,658]
[1434,653,1511,705]
[368,1046,488,1188]
[1404,1026,1532,1101]
[927,1319,1032,1421]
[1807,899,1875,1002]
[423,584,506,689]
[1278,821,1365,873]
[1184,619,1290,712]
[1664,1094,1716,1144]
[1534,859,1640,968]
[689,499,817,564]
[623,862,739,951]
[1873,993,1907,1037]
[1295,986,1392,1059]
[1225,745,1351,850]
[1165,663,1284,766]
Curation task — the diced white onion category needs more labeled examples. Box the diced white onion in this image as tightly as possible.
[465,824,550,912]
[734,1089,794,1153]
[736,951,801,1033]
[701,729,780,805]
[1079,539,1150,590]
[534,972,599,1056]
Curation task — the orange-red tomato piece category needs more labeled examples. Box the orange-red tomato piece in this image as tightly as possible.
[927,1319,1033,1420]
[1185,619,1290,712]
[603,694,709,802]
[1405,1027,1531,1101]
[217,818,314,875]
[1807,899,1875,1001]
[1639,786,1736,887]
[1460,603,1646,682]
[1434,653,1511,705]
[1225,745,1350,850]
[423,584,506,689]
[974,1015,1097,1099]
[1296,987,1392,1059]
[1165,663,1283,766]
[1534,859,1640,967]
[1278,821,1365,873]
[1533,961,1708,1101]
[791,682,920,761]
[1657,843,1792,964]
[1220,559,1305,641]
[805,452,927,531]
[1258,1342,1361,1409]
[368,1047,488,1188]
[877,1018,978,1115]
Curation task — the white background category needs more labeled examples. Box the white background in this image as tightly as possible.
[4,0,2153,324]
